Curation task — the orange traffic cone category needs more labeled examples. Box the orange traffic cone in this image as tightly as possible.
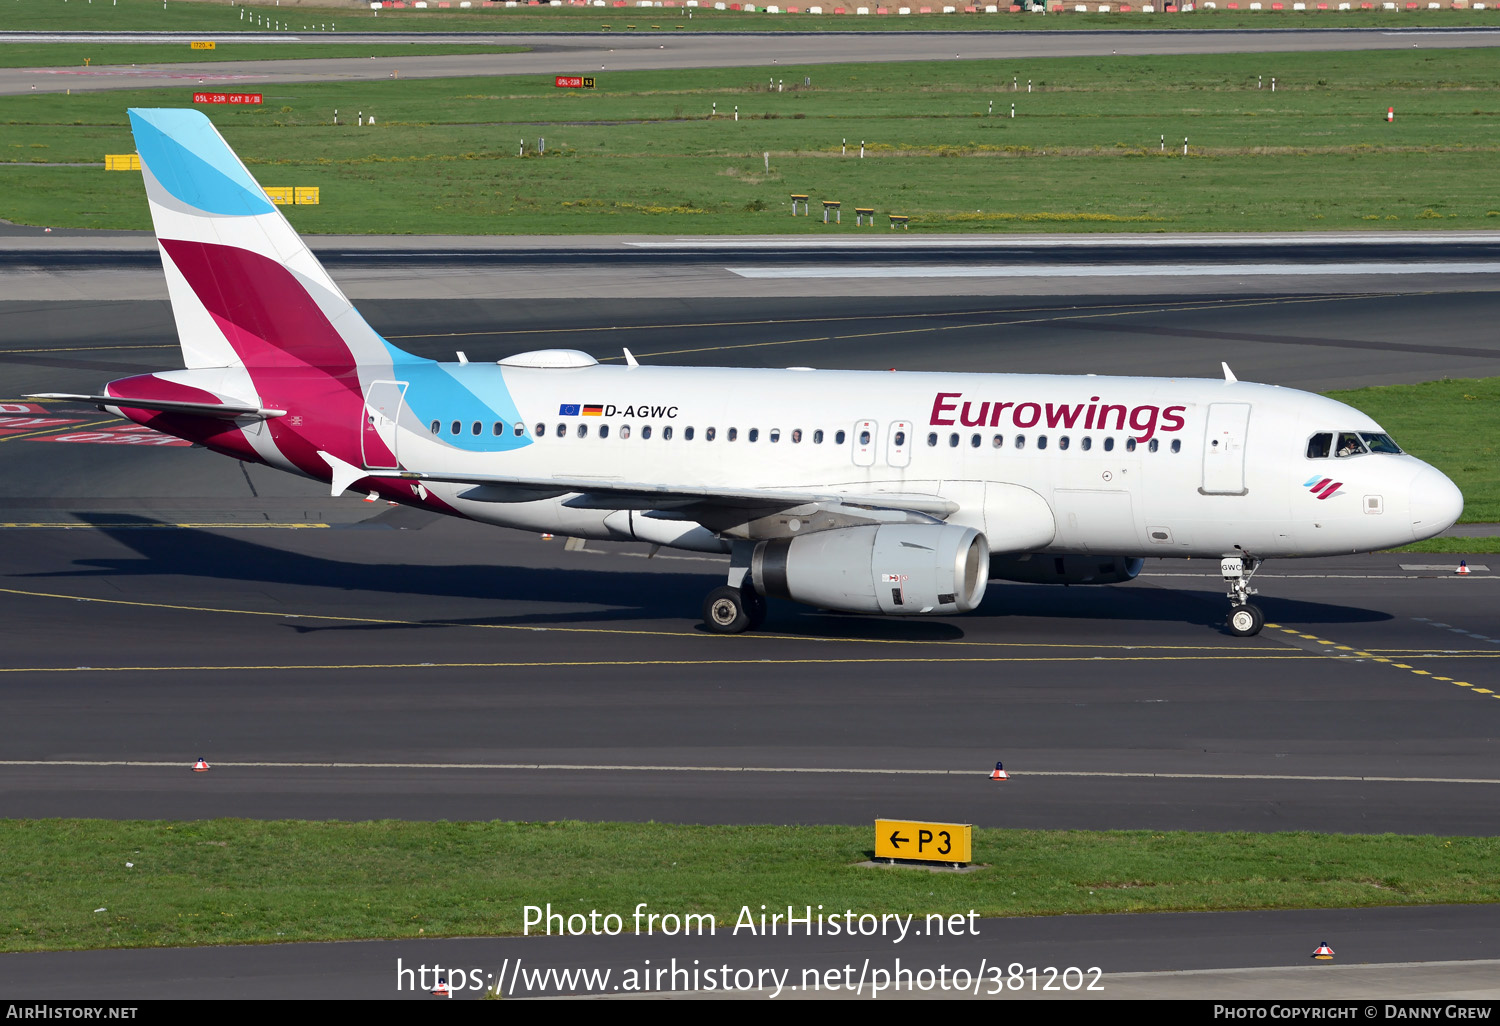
[990,761,1008,781]
[1313,942,1334,960]
[540,533,555,540]
[432,977,451,997]
[362,492,378,503]
[193,758,209,772]
[1457,560,1471,576]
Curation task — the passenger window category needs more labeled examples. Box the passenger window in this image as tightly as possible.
[992,434,1003,449]
[706,427,716,442]
[1103,437,1114,452]
[1148,439,1159,452]
[534,423,545,437]
[791,429,802,443]
[600,424,610,439]
[621,425,631,439]
[430,420,440,434]
[814,430,824,444]
[577,424,587,438]
[684,426,694,441]
[859,429,871,445]
[663,426,673,441]
[728,428,738,442]
[748,428,759,443]
[770,429,781,443]
[893,430,905,447]
[927,432,938,447]
[492,422,504,436]
[555,423,566,438]
[948,433,959,448]
[1125,437,1137,452]
[472,421,482,436]
[451,421,461,435]
[970,433,981,448]
[835,430,846,445]
[1059,436,1070,451]
[1081,436,1092,451]
[1170,439,1180,453]
[1306,432,1332,459]
[1037,435,1048,450]
[642,425,653,440]
[514,423,525,437]
[1015,435,1026,450]
[1335,432,1366,458]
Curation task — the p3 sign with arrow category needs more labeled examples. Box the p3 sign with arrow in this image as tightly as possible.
[875,819,972,866]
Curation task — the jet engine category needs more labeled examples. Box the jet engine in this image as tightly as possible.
[751,523,990,615]
[989,553,1144,585]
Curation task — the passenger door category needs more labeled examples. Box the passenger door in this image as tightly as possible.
[1201,402,1251,495]
[361,380,409,470]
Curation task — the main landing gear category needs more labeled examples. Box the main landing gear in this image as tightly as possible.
[702,541,767,634]
[702,584,767,634]
[1221,554,1265,637]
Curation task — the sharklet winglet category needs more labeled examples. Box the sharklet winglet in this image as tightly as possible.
[319,451,369,498]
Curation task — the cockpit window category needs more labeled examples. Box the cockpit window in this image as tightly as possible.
[1334,432,1367,458]
[1361,432,1403,455]
[1306,432,1332,459]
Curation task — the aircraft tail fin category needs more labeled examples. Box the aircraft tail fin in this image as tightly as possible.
[127,108,412,373]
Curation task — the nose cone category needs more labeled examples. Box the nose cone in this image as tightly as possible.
[1409,464,1464,542]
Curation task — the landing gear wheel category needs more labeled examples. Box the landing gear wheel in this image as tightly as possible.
[1227,603,1265,638]
[703,586,752,634]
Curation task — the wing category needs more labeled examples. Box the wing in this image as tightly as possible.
[317,451,956,532]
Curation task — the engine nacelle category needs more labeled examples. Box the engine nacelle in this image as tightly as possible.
[752,523,990,615]
[989,553,1144,585]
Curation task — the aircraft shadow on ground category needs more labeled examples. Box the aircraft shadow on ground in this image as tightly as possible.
[25,514,1388,637]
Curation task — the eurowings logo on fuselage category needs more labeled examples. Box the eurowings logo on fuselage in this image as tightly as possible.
[1304,476,1344,500]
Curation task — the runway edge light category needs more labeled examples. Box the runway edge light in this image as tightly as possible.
[991,761,1008,781]
[193,758,209,772]
[1313,942,1334,960]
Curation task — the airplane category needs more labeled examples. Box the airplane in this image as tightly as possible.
[33,109,1464,638]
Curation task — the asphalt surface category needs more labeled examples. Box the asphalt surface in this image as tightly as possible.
[2,905,1498,999]
[2,281,1498,834]
[5,28,1500,95]
[2,246,1498,999]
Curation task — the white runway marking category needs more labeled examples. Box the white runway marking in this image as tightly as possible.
[729,262,1500,280]
[2,760,1498,785]
[634,232,1500,249]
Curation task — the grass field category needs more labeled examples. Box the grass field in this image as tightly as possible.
[0,43,527,69]
[3,0,1499,32]
[5,49,1500,234]
[4,818,1498,952]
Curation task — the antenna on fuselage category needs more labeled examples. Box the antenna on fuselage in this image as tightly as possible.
[1221,361,1237,383]
[623,348,640,368]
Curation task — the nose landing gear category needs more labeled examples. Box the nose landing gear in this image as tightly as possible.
[1222,554,1264,637]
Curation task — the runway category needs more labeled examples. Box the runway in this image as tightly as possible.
[4,27,1500,95]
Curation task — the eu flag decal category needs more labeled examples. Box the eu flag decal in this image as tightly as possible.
[559,403,581,416]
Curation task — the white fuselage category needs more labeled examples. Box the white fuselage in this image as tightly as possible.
[363,361,1460,560]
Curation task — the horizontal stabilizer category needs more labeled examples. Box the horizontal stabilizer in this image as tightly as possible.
[27,393,285,419]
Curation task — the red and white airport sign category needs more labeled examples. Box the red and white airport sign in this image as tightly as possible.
[554,76,595,89]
